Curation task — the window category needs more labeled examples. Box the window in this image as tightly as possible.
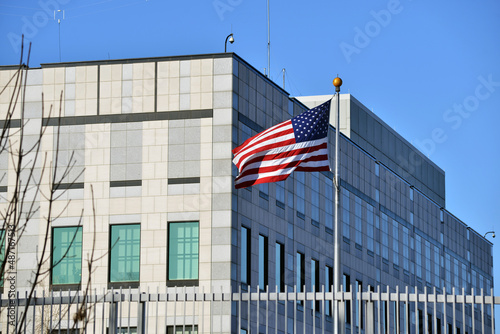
[288,100,294,116]
[258,235,268,289]
[168,222,199,282]
[343,274,351,324]
[381,215,389,261]
[276,242,285,292]
[325,266,333,316]
[276,182,285,209]
[296,173,305,218]
[297,252,305,305]
[259,183,269,200]
[105,328,136,334]
[311,259,320,311]
[52,226,82,286]
[381,302,388,333]
[241,226,250,285]
[434,246,441,287]
[366,205,374,254]
[356,280,363,329]
[418,310,424,334]
[342,189,350,240]
[311,174,320,225]
[403,227,410,271]
[355,215,362,248]
[323,179,333,232]
[393,221,399,266]
[167,325,198,334]
[287,190,294,209]
[109,224,140,285]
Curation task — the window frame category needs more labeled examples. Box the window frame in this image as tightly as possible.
[343,273,351,324]
[258,234,268,290]
[167,221,199,287]
[108,224,141,289]
[311,258,320,312]
[275,242,285,292]
[241,226,251,286]
[325,265,333,316]
[166,325,198,334]
[51,226,83,290]
[297,252,305,307]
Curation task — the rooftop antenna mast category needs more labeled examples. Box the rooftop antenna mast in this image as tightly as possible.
[54,9,65,62]
[282,68,285,89]
[267,0,270,78]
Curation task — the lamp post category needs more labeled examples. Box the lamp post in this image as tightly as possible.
[225,33,234,52]
[484,231,495,239]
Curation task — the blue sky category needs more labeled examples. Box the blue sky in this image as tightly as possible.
[1,0,499,301]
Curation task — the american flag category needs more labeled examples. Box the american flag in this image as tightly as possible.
[233,100,331,189]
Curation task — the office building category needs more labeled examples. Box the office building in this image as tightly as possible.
[0,52,493,333]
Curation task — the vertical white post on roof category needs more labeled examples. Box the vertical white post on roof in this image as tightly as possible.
[333,76,343,333]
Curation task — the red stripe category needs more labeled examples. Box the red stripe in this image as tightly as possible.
[238,142,327,171]
[232,120,292,155]
[235,153,329,181]
[234,137,297,170]
[235,162,330,188]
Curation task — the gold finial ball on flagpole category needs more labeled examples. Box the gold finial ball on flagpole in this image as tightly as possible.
[333,76,342,92]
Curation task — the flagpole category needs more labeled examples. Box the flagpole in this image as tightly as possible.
[333,76,343,334]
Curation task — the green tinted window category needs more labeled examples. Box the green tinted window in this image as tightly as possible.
[168,222,199,280]
[52,227,82,285]
[110,224,140,283]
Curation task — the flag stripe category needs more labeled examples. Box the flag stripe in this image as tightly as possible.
[236,136,324,172]
[233,134,296,170]
[232,121,294,168]
[235,140,328,180]
[235,154,329,187]
[232,120,292,156]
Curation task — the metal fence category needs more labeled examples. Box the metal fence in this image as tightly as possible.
[0,285,498,333]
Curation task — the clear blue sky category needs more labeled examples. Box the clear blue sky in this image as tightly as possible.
[1,0,499,301]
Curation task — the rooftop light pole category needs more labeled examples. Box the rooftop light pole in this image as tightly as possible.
[333,76,343,334]
[484,231,495,239]
[54,9,65,62]
[225,33,234,53]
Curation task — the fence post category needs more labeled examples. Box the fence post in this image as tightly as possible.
[109,292,119,334]
[137,293,146,334]
[338,285,345,334]
[366,286,374,333]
